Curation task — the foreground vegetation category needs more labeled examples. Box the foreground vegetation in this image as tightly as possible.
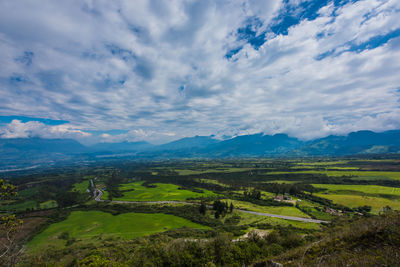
[1,156,400,266]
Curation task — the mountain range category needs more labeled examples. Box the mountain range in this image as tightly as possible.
[1,130,400,171]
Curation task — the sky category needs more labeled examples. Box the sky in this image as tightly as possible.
[0,0,399,145]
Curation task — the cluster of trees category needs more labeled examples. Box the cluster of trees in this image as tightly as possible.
[243,189,261,199]
[212,200,234,219]
[104,172,124,200]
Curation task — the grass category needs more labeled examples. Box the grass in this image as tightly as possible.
[296,199,335,221]
[314,194,400,213]
[0,199,58,211]
[221,199,310,218]
[312,184,400,213]
[312,184,400,198]
[111,182,218,201]
[72,180,90,193]
[39,200,58,209]
[267,170,400,180]
[224,211,320,230]
[0,200,37,211]
[175,168,251,175]
[27,211,210,252]
[296,161,349,166]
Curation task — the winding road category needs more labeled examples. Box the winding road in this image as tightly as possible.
[90,180,329,224]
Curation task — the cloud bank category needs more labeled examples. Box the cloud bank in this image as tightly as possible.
[0,0,399,143]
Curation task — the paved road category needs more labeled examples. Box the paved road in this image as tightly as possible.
[90,181,329,224]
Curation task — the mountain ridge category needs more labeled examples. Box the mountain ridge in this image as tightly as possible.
[1,130,400,170]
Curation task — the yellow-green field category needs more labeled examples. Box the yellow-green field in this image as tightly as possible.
[312,184,400,197]
[313,184,400,213]
[175,168,251,175]
[111,182,218,201]
[267,170,400,180]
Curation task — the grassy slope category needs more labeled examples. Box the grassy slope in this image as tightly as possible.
[274,211,400,266]
[112,182,217,201]
[28,211,210,252]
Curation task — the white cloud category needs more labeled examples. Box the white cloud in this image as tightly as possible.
[0,120,91,140]
[0,0,399,143]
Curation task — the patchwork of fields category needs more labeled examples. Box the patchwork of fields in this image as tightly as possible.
[15,158,400,258]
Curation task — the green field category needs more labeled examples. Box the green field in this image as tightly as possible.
[312,184,400,197]
[313,184,400,213]
[221,199,310,218]
[0,200,37,211]
[28,211,210,252]
[314,194,400,213]
[111,182,218,201]
[72,180,90,193]
[268,170,400,180]
[175,168,251,175]
[224,211,320,230]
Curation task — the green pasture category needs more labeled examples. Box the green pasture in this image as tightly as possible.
[296,161,349,166]
[175,167,251,175]
[314,194,400,213]
[312,184,400,197]
[224,211,320,230]
[0,200,37,211]
[221,199,310,218]
[111,182,218,201]
[28,211,209,252]
[313,184,400,213]
[72,180,90,193]
[39,200,58,209]
[267,170,400,180]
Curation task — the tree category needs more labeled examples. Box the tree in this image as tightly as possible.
[199,202,206,215]
[229,202,234,213]
[0,179,23,266]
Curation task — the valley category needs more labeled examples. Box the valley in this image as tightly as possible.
[2,157,400,265]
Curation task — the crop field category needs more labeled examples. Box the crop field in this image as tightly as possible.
[111,182,218,201]
[28,211,210,252]
[220,199,310,218]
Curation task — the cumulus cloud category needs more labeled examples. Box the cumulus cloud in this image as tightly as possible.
[0,120,91,140]
[0,0,399,143]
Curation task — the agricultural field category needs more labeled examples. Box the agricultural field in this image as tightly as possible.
[110,181,218,201]
[312,184,400,197]
[223,210,320,230]
[267,170,400,180]
[28,211,210,252]
[220,199,310,218]
[174,167,252,176]
[313,184,400,213]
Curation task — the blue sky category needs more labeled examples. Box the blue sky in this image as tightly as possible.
[0,0,399,144]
